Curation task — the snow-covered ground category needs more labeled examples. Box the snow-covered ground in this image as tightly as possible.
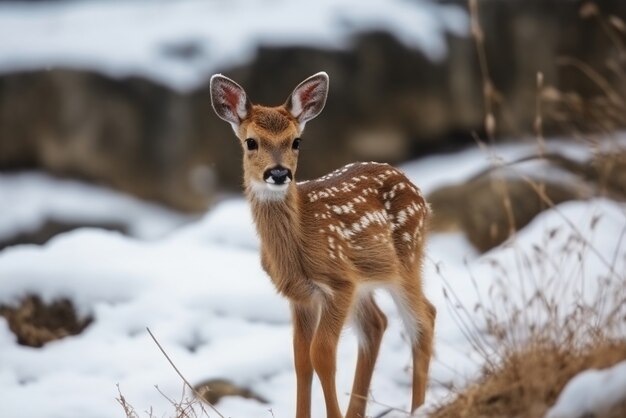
[0,141,625,418]
[0,172,193,242]
[0,0,468,91]
[546,360,626,418]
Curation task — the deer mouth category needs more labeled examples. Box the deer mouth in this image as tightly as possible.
[266,182,290,191]
[249,179,290,201]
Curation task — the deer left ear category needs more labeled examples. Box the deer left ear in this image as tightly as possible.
[285,72,329,130]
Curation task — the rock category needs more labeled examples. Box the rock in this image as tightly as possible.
[428,148,626,252]
[194,379,267,406]
[428,174,583,253]
[1,0,625,210]
[0,70,221,211]
[545,151,626,201]
[0,219,128,251]
[0,295,92,347]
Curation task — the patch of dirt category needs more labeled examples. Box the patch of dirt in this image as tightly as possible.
[0,295,92,347]
[194,379,267,406]
[431,340,626,418]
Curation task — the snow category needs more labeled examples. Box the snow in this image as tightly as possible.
[0,0,468,91]
[399,136,626,195]
[0,171,193,242]
[0,141,625,418]
[545,360,626,418]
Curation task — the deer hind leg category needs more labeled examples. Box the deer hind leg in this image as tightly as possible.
[291,303,319,418]
[390,278,436,412]
[346,292,388,418]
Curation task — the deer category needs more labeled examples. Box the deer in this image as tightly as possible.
[209,71,436,418]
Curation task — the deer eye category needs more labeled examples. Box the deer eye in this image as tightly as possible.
[292,138,301,150]
[245,138,258,151]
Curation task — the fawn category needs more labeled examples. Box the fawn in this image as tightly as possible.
[210,72,435,418]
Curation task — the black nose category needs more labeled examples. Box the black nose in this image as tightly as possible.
[264,166,291,185]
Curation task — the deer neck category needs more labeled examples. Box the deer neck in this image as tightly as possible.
[248,183,301,242]
[246,183,312,300]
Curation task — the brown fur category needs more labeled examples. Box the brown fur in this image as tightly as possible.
[210,74,435,418]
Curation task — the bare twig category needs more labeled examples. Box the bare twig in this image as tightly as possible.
[146,327,224,418]
[469,0,496,140]
[535,72,546,156]
[557,56,625,109]
[116,384,140,418]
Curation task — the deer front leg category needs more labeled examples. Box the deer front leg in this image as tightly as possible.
[310,287,353,418]
[292,303,318,418]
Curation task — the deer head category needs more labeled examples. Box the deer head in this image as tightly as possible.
[210,72,329,201]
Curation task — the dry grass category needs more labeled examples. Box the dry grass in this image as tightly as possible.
[431,341,626,418]
[426,197,626,417]
[0,295,92,347]
[116,329,225,418]
[425,2,626,417]
[117,384,211,418]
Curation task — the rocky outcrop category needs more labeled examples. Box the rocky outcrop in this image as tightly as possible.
[427,149,626,253]
[1,0,624,210]
[428,176,583,253]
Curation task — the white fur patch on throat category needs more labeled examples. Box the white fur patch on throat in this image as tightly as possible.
[249,179,290,202]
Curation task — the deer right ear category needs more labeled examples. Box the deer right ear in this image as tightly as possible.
[210,74,251,132]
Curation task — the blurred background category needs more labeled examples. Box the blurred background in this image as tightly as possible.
[0,0,625,246]
[1,2,626,416]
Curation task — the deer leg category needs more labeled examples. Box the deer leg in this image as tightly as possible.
[410,298,436,411]
[310,288,353,418]
[390,278,436,413]
[346,294,387,418]
[292,303,319,418]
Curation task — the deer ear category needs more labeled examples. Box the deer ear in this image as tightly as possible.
[210,74,251,132]
[285,72,329,130]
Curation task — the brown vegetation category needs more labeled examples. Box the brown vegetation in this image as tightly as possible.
[194,379,267,406]
[429,1,626,409]
[427,147,626,253]
[0,295,92,347]
[428,174,582,252]
[431,341,626,418]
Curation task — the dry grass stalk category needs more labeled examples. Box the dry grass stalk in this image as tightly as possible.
[146,328,223,418]
[431,341,626,418]
[428,3,626,407]
[543,2,626,138]
[469,0,496,140]
[116,329,224,418]
[428,171,626,417]
[117,382,210,418]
